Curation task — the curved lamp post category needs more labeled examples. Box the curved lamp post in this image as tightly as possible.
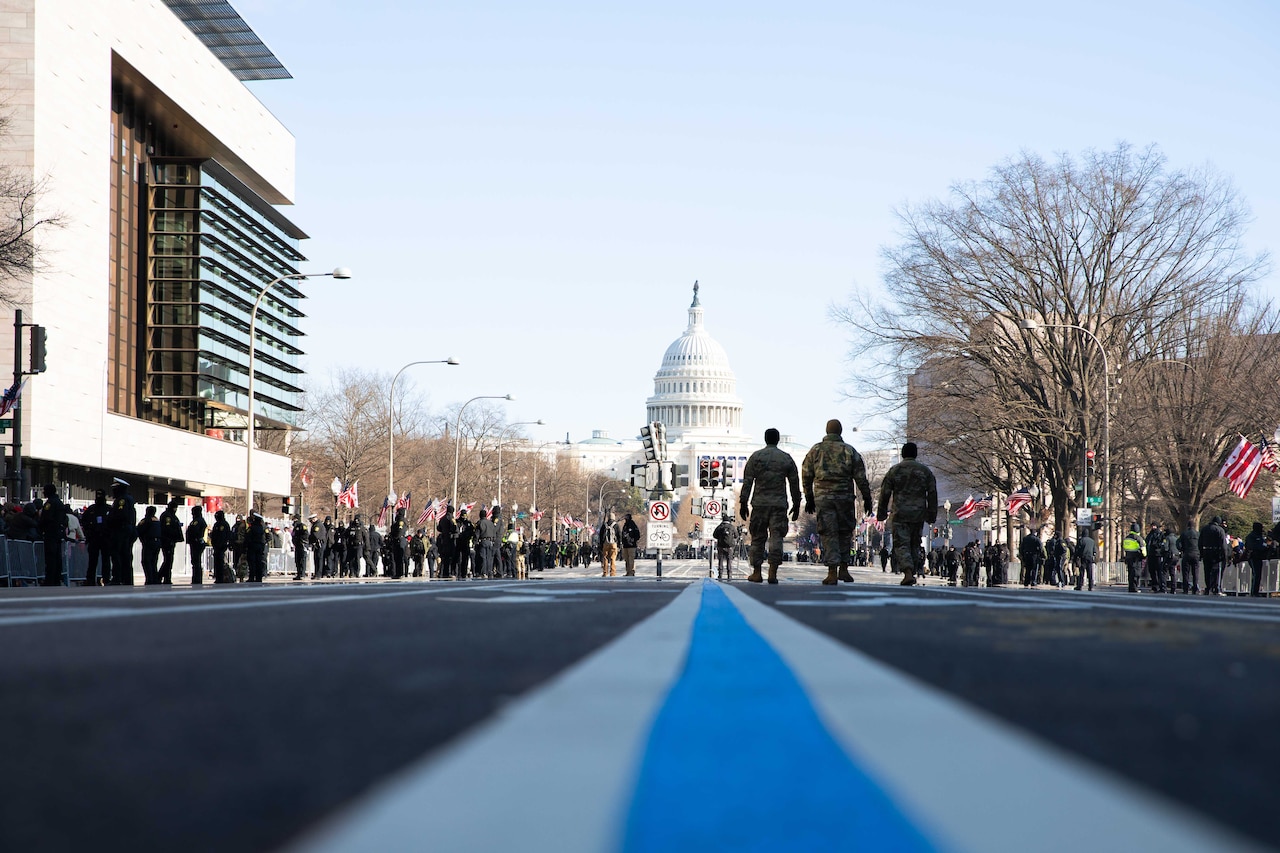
[1019,318,1111,564]
[246,267,351,515]
[452,394,513,509]
[388,358,459,501]
[496,420,545,509]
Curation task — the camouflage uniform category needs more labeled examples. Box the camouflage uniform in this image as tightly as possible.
[740,444,802,570]
[802,435,874,569]
[875,457,938,581]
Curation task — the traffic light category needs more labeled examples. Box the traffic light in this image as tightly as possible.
[709,457,724,488]
[29,325,46,374]
[640,425,657,462]
[282,495,296,516]
[698,457,711,488]
[1085,448,1096,485]
[654,422,667,460]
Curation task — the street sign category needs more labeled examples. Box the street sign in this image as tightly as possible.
[648,501,671,522]
[646,521,673,550]
[1076,508,1093,527]
[1086,496,1102,507]
[0,418,10,433]
[703,498,722,519]
[1272,497,1280,524]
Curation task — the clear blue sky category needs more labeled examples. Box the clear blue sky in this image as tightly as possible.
[239,0,1280,451]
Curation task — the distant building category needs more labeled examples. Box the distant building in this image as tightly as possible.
[1,0,307,504]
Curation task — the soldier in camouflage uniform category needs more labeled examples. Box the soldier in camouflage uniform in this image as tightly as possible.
[740,428,803,584]
[802,419,874,585]
[876,442,938,586]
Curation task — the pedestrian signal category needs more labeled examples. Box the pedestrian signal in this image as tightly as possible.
[282,496,297,515]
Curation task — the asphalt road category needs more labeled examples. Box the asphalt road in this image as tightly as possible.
[2,561,1276,852]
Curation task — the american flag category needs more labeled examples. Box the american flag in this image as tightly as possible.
[416,498,440,527]
[396,491,412,510]
[1220,435,1264,499]
[0,379,25,417]
[1006,487,1033,515]
[337,480,359,509]
[376,496,391,528]
[1260,438,1279,474]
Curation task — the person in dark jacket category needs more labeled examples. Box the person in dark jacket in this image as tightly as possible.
[1199,516,1229,596]
[344,515,367,578]
[455,510,475,579]
[158,498,184,585]
[1178,520,1201,594]
[137,506,163,585]
[82,489,111,586]
[291,517,308,580]
[186,505,208,585]
[366,523,383,577]
[389,508,410,579]
[210,510,233,583]
[1244,521,1270,597]
[246,513,269,582]
[1145,523,1167,593]
[1074,530,1098,591]
[307,514,324,579]
[426,535,439,578]
[436,509,457,579]
[38,484,68,586]
[107,479,137,585]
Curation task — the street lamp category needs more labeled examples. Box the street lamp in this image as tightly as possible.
[330,476,343,520]
[943,499,951,542]
[496,420,546,509]
[1019,318,1111,564]
[246,267,351,515]
[597,468,618,515]
[452,394,513,509]
[388,358,459,500]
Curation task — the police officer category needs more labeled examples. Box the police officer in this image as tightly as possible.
[246,512,268,582]
[186,505,208,585]
[1019,528,1045,587]
[308,513,324,579]
[475,507,499,578]
[38,484,68,586]
[210,509,232,583]
[802,420,874,586]
[291,515,308,580]
[158,498,184,585]
[1244,521,1269,597]
[740,427,802,584]
[345,515,367,578]
[138,505,163,585]
[82,489,111,586]
[1121,522,1147,593]
[455,510,475,579]
[107,478,137,585]
[436,508,457,579]
[1145,522,1167,592]
[389,508,410,579]
[874,441,937,587]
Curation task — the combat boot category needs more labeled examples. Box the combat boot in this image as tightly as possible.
[767,563,779,584]
[838,565,855,583]
[747,565,763,583]
[822,566,839,585]
[900,573,917,586]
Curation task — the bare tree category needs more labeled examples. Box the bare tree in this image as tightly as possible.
[834,144,1267,539]
[0,113,61,301]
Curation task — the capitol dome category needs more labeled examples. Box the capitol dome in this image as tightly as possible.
[645,282,745,439]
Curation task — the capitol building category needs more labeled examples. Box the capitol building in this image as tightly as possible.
[573,283,811,520]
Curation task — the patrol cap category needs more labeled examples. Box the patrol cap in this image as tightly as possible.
[309,512,318,520]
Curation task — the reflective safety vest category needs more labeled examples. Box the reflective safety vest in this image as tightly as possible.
[1122,533,1146,556]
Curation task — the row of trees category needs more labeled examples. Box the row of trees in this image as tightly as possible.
[285,369,643,536]
[835,143,1280,545]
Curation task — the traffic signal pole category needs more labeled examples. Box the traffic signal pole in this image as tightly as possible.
[10,309,21,502]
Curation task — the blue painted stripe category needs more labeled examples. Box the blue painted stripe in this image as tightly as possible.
[622,581,942,853]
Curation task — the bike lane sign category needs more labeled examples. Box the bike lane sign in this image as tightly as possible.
[646,521,673,550]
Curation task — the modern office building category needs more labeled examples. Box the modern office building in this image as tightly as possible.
[0,0,307,504]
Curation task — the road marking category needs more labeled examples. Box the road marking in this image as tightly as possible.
[935,586,1280,624]
[720,583,1264,853]
[291,582,699,853]
[621,583,936,851]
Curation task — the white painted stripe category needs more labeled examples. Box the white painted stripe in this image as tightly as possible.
[934,586,1280,624]
[289,582,701,853]
[719,584,1266,853]
[0,584,523,627]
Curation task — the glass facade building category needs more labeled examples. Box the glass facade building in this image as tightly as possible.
[145,158,308,434]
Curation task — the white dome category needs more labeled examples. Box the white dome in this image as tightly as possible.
[645,283,745,438]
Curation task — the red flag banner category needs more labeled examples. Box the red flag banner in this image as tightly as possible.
[1220,435,1263,499]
